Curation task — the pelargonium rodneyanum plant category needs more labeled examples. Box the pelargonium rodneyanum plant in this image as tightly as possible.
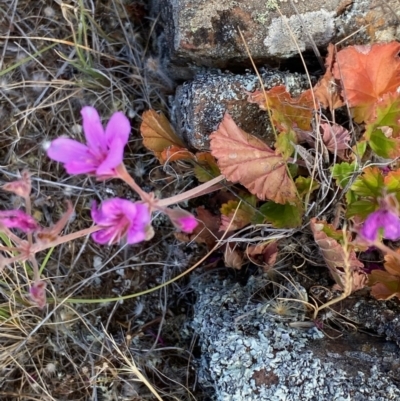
[0,107,225,308]
[139,41,400,301]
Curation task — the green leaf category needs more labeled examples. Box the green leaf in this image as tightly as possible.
[287,163,298,178]
[257,201,303,228]
[350,167,384,198]
[275,130,297,160]
[295,176,320,198]
[368,129,399,159]
[193,153,221,182]
[346,199,378,219]
[353,140,367,159]
[345,189,356,205]
[364,92,400,158]
[331,162,358,189]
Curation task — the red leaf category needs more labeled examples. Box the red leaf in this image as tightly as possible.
[209,113,298,204]
[246,241,278,272]
[320,122,350,160]
[368,270,400,300]
[333,42,400,122]
[314,43,344,110]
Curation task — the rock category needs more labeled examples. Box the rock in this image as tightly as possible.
[171,69,311,151]
[152,0,400,78]
[191,273,400,400]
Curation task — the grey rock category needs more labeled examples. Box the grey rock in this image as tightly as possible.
[171,69,311,150]
[191,273,400,400]
[152,0,400,78]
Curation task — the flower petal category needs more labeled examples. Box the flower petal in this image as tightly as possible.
[96,137,125,176]
[81,106,107,156]
[47,138,90,163]
[0,210,38,232]
[91,199,151,245]
[105,111,131,146]
[125,203,151,244]
[92,227,119,244]
[166,208,198,233]
[361,209,400,241]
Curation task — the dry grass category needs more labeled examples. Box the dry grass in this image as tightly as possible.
[0,1,205,400]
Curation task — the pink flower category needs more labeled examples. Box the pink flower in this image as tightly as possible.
[361,209,400,241]
[0,210,38,232]
[166,208,198,233]
[91,198,151,245]
[47,107,131,177]
[29,280,47,309]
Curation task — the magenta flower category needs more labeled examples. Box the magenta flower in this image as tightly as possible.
[47,107,131,177]
[0,210,38,233]
[91,198,151,245]
[166,208,198,233]
[360,209,400,241]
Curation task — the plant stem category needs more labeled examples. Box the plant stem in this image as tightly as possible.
[157,175,226,207]
[116,163,154,203]
[116,163,227,208]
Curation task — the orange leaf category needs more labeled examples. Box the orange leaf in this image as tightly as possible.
[140,110,186,163]
[313,43,344,110]
[384,249,400,277]
[209,113,298,204]
[246,241,278,272]
[368,269,400,300]
[333,42,400,122]
[160,146,195,163]
[310,218,366,292]
[248,86,314,132]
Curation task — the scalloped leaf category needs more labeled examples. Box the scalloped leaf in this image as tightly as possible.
[331,161,358,189]
[385,170,400,203]
[346,199,377,219]
[320,122,350,159]
[384,249,400,277]
[350,167,385,198]
[295,176,319,198]
[248,86,314,132]
[140,110,186,163]
[258,201,303,228]
[209,113,298,204]
[368,270,400,300]
[364,92,400,158]
[333,42,400,122]
[313,43,344,110]
[275,130,297,160]
[246,241,278,271]
[193,152,221,182]
[219,196,257,232]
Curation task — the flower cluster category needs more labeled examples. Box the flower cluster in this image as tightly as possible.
[46,107,198,245]
[0,107,200,308]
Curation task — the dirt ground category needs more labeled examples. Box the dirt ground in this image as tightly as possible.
[0,1,211,400]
